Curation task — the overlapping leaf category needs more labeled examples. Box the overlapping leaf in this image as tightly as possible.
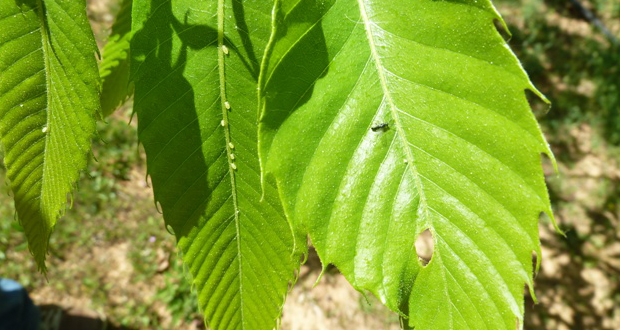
[100,0,133,117]
[258,0,555,328]
[131,0,299,329]
[0,0,100,271]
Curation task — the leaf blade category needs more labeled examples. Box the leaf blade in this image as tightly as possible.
[99,0,133,117]
[258,0,554,328]
[0,0,100,271]
[131,0,298,329]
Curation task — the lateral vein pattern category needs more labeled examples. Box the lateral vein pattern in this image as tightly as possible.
[131,0,299,329]
[0,0,99,271]
[258,1,555,329]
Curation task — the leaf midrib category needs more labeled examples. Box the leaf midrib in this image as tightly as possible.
[35,0,51,223]
[217,0,245,328]
[356,1,456,327]
[356,0,427,218]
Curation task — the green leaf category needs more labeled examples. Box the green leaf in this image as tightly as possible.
[131,0,298,329]
[258,0,555,328]
[99,0,133,117]
[0,0,100,271]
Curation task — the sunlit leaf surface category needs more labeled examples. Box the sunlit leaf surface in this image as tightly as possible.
[258,0,555,328]
[0,0,100,271]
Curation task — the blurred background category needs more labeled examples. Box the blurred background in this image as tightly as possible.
[1,0,619,329]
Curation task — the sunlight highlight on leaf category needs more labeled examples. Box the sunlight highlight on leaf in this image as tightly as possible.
[258,0,555,329]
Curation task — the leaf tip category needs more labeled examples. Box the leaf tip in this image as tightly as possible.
[489,1,512,40]
[493,17,512,42]
[314,265,327,288]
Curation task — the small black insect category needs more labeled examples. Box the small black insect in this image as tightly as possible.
[371,122,390,132]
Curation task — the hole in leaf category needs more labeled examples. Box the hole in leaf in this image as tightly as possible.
[493,18,511,41]
[415,229,434,266]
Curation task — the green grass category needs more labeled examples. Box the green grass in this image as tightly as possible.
[0,108,202,328]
